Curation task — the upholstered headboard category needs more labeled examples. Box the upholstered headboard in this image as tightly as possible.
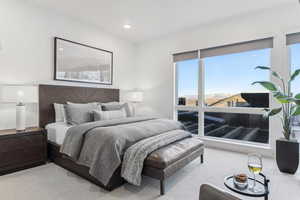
[39,84,119,127]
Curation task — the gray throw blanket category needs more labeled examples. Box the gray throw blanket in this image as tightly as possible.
[121,130,191,185]
[60,117,185,186]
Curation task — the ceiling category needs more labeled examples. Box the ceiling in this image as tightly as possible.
[27,0,296,44]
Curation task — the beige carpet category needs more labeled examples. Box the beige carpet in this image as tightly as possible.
[0,148,299,200]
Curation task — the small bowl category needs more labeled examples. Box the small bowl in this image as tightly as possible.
[233,174,248,189]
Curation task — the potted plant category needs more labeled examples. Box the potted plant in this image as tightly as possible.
[253,66,300,174]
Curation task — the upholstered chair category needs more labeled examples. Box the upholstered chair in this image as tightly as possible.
[199,184,241,200]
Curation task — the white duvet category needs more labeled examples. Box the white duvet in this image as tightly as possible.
[45,122,72,145]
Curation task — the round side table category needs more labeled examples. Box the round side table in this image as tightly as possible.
[224,173,269,200]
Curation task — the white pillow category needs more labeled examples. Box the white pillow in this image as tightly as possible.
[54,103,66,122]
[93,109,127,121]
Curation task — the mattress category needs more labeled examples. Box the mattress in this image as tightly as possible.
[45,122,72,145]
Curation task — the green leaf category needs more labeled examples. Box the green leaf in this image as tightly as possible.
[252,81,277,92]
[268,107,282,116]
[255,66,282,80]
[273,91,283,98]
[287,97,300,105]
[291,105,300,116]
[264,107,282,117]
[275,95,295,104]
[294,99,300,105]
[290,69,300,82]
[276,97,290,103]
[295,93,300,99]
[255,66,270,70]
[273,92,289,103]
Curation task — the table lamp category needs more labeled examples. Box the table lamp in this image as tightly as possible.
[127,91,143,116]
[0,85,38,131]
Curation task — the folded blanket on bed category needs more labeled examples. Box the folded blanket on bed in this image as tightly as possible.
[121,130,191,185]
[60,117,185,186]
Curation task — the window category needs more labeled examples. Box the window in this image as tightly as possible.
[290,44,300,95]
[287,33,300,127]
[177,59,198,106]
[204,112,269,143]
[287,33,300,95]
[174,38,273,144]
[174,51,199,134]
[204,49,270,108]
[178,110,198,134]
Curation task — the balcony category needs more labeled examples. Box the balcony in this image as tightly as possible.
[177,92,269,144]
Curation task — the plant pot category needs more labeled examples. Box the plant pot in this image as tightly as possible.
[276,138,299,174]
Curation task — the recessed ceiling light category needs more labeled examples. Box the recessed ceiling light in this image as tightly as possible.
[123,24,131,29]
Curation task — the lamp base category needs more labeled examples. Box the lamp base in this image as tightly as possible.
[16,104,26,131]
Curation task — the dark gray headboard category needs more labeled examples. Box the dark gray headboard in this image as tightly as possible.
[39,84,119,127]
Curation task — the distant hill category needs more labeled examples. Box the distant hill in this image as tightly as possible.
[209,94,247,107]
[180,93,262,107]
[204,93,233,106]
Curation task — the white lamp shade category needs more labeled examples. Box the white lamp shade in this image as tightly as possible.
[127,91,143,103]
[0,85,38,103]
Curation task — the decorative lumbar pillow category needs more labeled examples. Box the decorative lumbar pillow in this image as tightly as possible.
[54,103,67,122]
[65,102,100,125]
[67,101,101,110]
[93,109,127,121]
[101,102,133,117]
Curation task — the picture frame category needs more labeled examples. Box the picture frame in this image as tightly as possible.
[54,37,113,85]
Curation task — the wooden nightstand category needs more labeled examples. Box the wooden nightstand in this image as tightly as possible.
[0,127,47,175]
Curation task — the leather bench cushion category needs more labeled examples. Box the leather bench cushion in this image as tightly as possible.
[145,137,204,169]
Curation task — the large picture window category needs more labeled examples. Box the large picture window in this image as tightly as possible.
[204,49,270,108]
[174,38,273,144]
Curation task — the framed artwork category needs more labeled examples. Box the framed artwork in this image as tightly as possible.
[54,37,113,85]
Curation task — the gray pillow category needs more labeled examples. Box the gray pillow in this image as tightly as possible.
[101,102,132,117]
[93,109,127,121]
[65,102,100,125]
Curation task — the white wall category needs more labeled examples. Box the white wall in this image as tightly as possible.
[135,4,300,155]
[1,0,300,155]
[0,0,137,129]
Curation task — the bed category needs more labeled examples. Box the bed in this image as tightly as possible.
[39,84,204,195]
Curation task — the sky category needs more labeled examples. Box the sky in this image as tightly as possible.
[177,49,271,97]
[177,59,198,97]
[290,43,300,95]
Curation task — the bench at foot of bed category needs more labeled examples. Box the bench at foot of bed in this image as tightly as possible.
[48,137,204,195]
[142,137,204,195]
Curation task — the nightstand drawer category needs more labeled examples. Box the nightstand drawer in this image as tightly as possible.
[0,146,44,168]
[0,128,47,175]
[0,134,44,153]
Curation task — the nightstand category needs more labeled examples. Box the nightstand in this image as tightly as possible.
[0,127,47,175]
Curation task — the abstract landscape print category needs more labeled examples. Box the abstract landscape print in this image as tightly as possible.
[54,37,113,85]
